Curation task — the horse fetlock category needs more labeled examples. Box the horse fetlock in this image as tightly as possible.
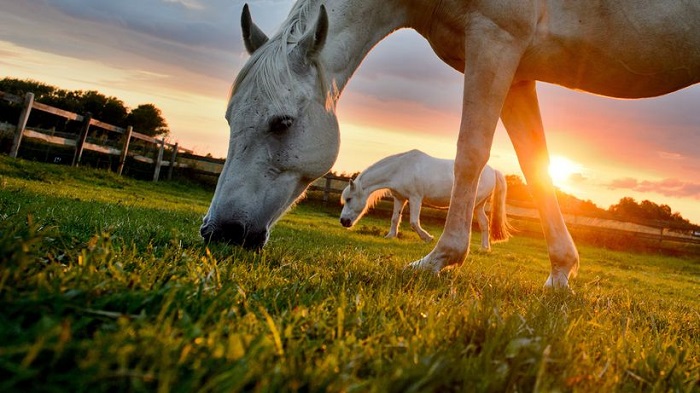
[410,243,467,273]
[543,255,580,292]
[553,251,580,279]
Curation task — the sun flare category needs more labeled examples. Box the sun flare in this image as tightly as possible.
[548,155,582,187]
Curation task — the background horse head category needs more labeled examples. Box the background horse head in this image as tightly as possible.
[201,4,340,249]
[339,179,389,228]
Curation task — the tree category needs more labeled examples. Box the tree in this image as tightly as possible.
[608,197,695,229]
[608,197,641,221]
[0,78,56,100]
[77,91,128,127]
[504,174,532,205]
[1,78,131,133]
[126,104,169,137]
[1,78,169,137]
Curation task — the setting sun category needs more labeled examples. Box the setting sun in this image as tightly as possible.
[548,155,582,188]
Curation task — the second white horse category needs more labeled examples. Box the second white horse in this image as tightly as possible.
[340,150,511,250]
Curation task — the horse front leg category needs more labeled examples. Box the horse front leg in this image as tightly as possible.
[386,196,406,239]
[501,81,579,290]
[410,22,527,272]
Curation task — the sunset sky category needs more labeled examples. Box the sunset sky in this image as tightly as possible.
[1,0,699,224]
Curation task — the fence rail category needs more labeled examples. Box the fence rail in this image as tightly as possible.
[1,90,217,181]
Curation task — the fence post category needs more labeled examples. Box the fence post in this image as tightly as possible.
[153,138,165,182]
[167,143,178,180]
[10,92,34,158]
[117,126,133,175]
[72,113,92,167]
[323,174,332,204]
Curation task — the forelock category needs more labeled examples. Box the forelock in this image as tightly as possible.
[226,0,327,121]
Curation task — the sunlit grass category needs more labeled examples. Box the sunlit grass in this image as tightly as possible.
[1,156,698,392]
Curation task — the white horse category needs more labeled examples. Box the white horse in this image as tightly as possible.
[201,0,699,290]
[339,150,511,250]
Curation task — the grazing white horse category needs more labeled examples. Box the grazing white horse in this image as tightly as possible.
[339,150,511,250]
[201,0,700,290]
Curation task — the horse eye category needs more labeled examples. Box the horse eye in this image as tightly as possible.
[269,115,294,133]
[346,198,352,203]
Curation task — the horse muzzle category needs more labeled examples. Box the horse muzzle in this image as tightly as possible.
[340,217,353,227]
[200,220,268,250]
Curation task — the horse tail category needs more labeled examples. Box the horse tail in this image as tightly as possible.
[489,170,513,242]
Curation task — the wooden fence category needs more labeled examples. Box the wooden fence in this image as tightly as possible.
[3,90,697,247]
[1,90,222,181]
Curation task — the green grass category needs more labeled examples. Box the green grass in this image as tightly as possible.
[1,156,699,392]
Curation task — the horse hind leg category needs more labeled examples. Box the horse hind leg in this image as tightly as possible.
[408,197,433,242]
[489,170,513,243]
[474,201,491,251]
[386,197,406,239]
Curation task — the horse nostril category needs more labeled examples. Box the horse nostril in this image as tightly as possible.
[201,220,267,250]
[340,217,352,227]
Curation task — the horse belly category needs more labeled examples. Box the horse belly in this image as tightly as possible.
[522,0,700,98]
[422,195,451,209]
[419,177,453,208]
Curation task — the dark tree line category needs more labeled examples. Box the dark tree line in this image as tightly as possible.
[608,197,694,229]
[504,174,696,230]
[0,78,168,138]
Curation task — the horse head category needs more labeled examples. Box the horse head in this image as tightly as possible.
[339,179,370,228]
[201,4,339,249]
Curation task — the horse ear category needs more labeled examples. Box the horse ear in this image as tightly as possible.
[298,4,328,60]
[241,4,269,54]
[349,179,355,189]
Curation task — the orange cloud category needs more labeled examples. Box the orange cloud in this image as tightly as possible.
[608,178,700,199]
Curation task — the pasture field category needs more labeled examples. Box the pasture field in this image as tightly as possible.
[1,156,699,392]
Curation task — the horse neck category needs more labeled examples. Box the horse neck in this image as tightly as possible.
[356,157,401,194]
[320,0,409,96]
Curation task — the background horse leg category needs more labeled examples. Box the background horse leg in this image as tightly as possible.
[386,196,406,238]
[408,196,433,242]
[501,81,579,289]
[474,200,491,251]
[489,170,512,243]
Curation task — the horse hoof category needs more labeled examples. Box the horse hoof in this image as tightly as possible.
[407,258,441,273]
[543,273,574,294]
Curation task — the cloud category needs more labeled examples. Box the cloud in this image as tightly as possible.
[568,173,587,183]
[163,0,205,10]
[43,0,241,50]
[607,177,700,199]
[347,30,463,112]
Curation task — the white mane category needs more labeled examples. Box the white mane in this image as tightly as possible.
[364,188,391,210]
[340,178,390,209]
